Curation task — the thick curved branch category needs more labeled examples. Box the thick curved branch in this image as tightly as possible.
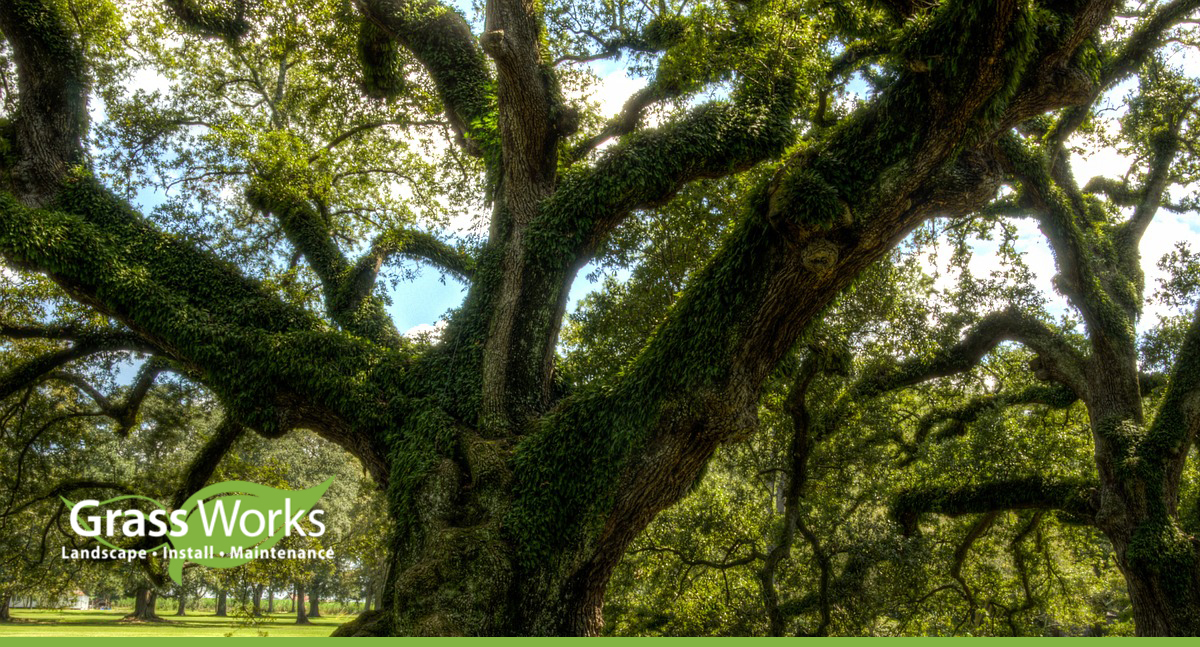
[355,228,475,288]
[524,8,1114,625]
[0,184,403,470]
[355,0,495,155]
[854,307,1087,399]
[892,477,1099,535]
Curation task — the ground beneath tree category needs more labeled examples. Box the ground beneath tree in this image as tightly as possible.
[0,609,352,637]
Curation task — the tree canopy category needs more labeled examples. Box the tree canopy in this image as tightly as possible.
[2,0,1200,636]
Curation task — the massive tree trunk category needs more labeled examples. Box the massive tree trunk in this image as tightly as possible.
[175,593,186,616]
[1089,399,1200,635]
[309,584,320,618]
[214,589,227,617]
[0,595,10,622]
[267,588,274,614]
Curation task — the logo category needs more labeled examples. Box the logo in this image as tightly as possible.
[61,479,334,583]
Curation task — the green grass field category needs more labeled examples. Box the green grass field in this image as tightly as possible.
[0,608,351,637]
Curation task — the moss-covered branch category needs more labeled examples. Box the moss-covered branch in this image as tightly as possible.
[567,84,671,163]
[999,134,1143,349]
[1140,303,1200,508]
[244,182,403,347]
[854,307,1086,398]
[0,182,400,476]
[892,477,1099,535]
[163,0,250,41]
[1118,100,1193,251]
[1045,0,1200,153]
[362,228,475,283]
[356,0,495,156]
[508,5,1088,607]
[905,383,1080,453]
[535,85,798,265]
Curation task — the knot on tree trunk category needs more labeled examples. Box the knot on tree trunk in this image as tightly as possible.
[801,239,840,274]
[480,30,510,60]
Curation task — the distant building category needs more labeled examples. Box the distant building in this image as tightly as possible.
[10,591,89,610]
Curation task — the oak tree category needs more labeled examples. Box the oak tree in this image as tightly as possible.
[3,0,1200,636]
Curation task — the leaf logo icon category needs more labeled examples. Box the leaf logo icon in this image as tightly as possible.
[164,478,334,584]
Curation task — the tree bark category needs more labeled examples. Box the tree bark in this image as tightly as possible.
[126,586,159,621]
[252,584,263,617]
[175,593,186,616]
[267,588,274,614]
[295,582,309,624]
[0,595,10,622]
[309,584,320,618]
[1091,410,1200,635]
[214,589,227,617]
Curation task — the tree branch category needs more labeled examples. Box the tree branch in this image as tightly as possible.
[355,0,495,156]
[44,359,167,435]
[1045,0,1200,153]
[950,511,999,617]
[854,307,1087,399]
[1141,302,1200,507]
[171,417,246,508]
[899,383,1080,462]
[567,84,670,163]
[0,334,153,401]
[2,480,135,519]
[1119,99,1195,251]
[537,88,798,265]
[892,477,1099,535]
[243,182,403,346]
[163,0,250,41]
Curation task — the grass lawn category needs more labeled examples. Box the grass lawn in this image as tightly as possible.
[0,608,351,637]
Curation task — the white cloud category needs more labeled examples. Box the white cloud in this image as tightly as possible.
[1140,211,1200,328]
[591,68,648,119]
[404,319,448,341]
